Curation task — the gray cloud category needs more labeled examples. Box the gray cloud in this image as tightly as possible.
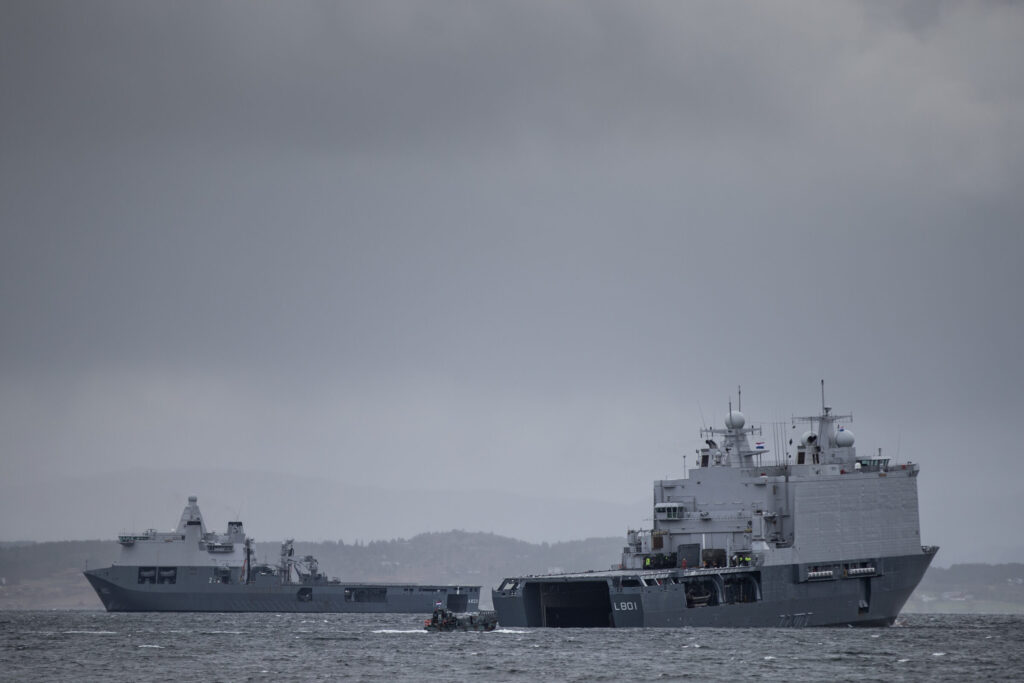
[1,1,1022,565]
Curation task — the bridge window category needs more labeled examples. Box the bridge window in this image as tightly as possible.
[655,504,684,520]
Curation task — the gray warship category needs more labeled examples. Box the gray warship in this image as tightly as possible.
[84,497,480,613]
[493,385,937,627]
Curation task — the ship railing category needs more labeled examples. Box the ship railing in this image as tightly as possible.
[850,459,889,473]
[692,510,754,521]
[118,532,155,544]
[206,543,235,553]
[741,465,789,478]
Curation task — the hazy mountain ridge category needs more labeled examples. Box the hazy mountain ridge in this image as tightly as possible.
[0,469,650,545]
[4,537,1024,614]
[902,563,1024,614]
[0,533,625,610]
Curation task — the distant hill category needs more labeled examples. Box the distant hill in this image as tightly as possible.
[5,538,1022,614]
[0,533,625,610]
[0,469,650,544]
[904,563,1024,614]
[0,540,122,610]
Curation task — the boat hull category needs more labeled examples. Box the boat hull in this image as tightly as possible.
[492,548,936,628]
[84,567,480,613]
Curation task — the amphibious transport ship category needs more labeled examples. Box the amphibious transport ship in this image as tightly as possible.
[493,385,937,627]
[84,497,480,613]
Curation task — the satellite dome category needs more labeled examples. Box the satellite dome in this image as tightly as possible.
[725,410,746,429]
[800,431,817,446]
[835,428,855,447]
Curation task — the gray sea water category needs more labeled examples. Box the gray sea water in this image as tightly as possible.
[1,611,1022,682]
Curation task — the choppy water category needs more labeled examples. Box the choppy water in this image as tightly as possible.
[1,611,1022,682]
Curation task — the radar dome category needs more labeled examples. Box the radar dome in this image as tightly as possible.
[725,410,746,429]
[800,431,817,446]
[835,428,855,447]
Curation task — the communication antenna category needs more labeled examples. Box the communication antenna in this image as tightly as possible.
[821,379,826,412]
[697,401,707,430]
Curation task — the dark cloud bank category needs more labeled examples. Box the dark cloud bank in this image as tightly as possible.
[2,1,1022,565]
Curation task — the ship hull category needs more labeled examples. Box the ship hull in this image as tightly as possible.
[493,548,936,628]
[85,567,479,613]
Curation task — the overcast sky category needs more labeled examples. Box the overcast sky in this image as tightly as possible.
[2,1,1022,565]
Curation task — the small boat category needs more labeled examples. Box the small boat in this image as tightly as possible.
[423,606,498,632]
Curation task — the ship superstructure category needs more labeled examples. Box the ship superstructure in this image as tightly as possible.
[493,385,937,627]
[85,497,480,613]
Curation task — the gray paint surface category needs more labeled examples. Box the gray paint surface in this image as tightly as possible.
[84,497,480,613]
[84,567,477,614]
[493,401,937,626]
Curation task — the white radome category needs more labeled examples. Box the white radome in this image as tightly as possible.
[725,410,746,429]
[835,428,855,447]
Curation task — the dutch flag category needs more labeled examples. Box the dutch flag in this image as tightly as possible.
[755,441,765,450]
